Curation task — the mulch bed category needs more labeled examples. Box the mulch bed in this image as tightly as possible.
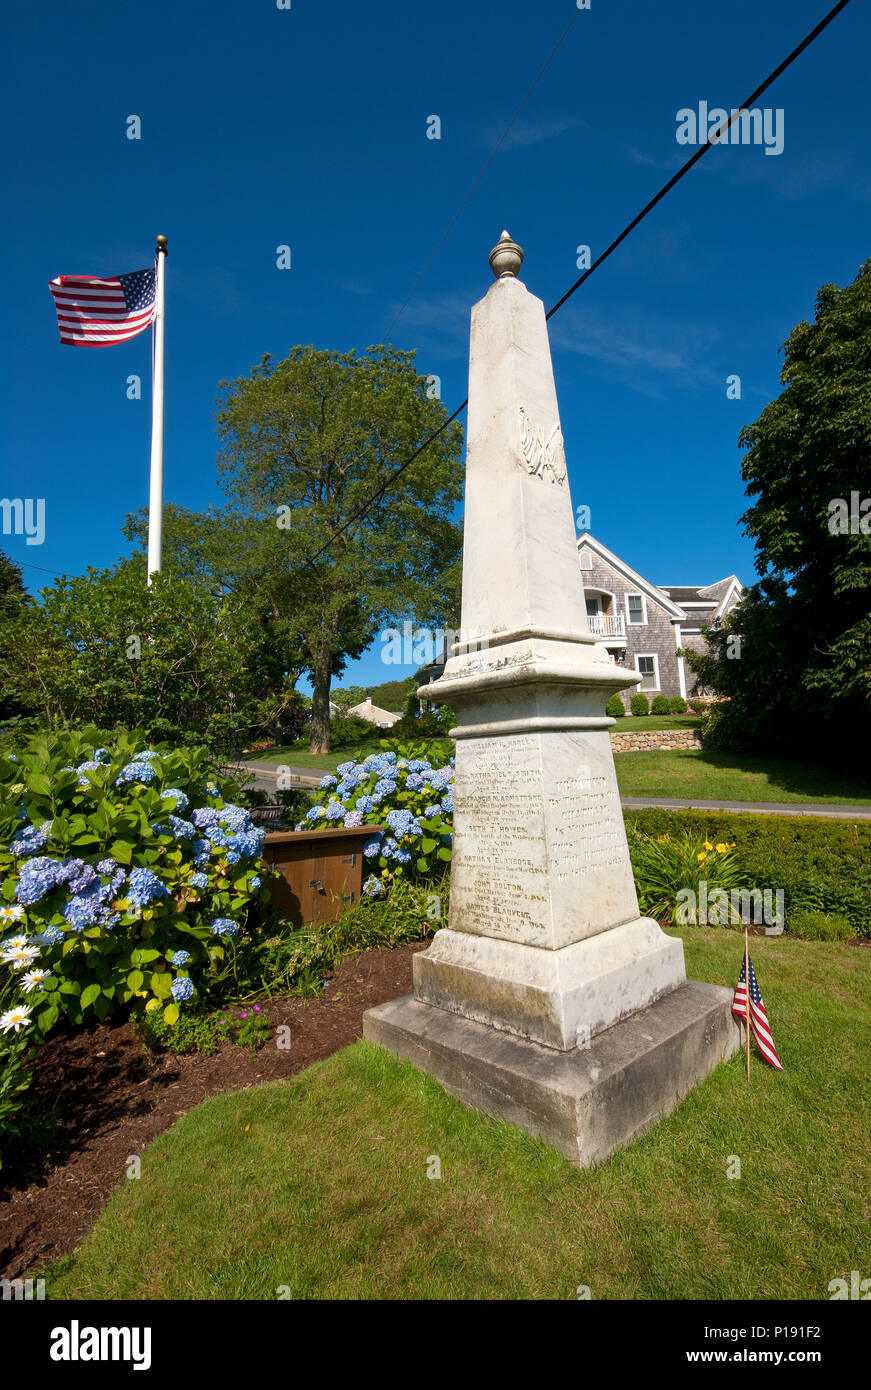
[1,940,427,1281]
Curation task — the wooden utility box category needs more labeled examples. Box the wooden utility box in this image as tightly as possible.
[263,825,383,927]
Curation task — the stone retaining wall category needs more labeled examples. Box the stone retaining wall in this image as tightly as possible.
[610,730,703,752]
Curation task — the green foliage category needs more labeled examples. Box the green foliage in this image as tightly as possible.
[630,694,650,717]
[651,695,671,714]
[390,703,456,739]
[328,713,374,747]
[624,809,871,936]
[139,1005,272,1055]
[684,260,871,771]
[0,560,294,753]
[787,910,854,943]
[606,695,626,718]
[625,823,746,923]
[0,726,276,1165]
[668,696,688,714]
[688,699,706,713]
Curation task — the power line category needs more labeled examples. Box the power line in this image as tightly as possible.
[384,7,582,337]
[304,0,854,571]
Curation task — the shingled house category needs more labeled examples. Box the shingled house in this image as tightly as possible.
[577,532,743,707]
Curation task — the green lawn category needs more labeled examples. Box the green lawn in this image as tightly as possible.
[614,750,871,805]
[247,741,384,771]
[612,716,701,732]
[44,929,870,1300]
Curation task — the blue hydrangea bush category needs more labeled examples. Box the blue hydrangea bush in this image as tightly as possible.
[299,745,454,898]
[0,729,273,1063]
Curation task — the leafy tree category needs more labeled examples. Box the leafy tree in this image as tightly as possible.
[330,685,367,709]
[124,345,464,753]
[686,260,871,768]
[0,550,24,621]
[0,559,301,749]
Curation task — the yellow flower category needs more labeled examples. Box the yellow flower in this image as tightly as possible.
[716,843,727,853]
[697,851,707,862]
[703,841,713,851]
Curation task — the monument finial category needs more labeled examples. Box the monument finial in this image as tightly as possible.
[489,230,524,280]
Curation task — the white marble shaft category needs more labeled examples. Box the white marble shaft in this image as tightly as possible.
[415,249,686,1051]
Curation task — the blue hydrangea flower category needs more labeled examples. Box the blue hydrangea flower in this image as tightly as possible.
[189,872,209,890]
[343,811,363,828]
[249,875,261,889]
[127,867,170,909]
[171,976,194,1002]
[205,825,229,848]
[362,835,383,859]
[324,801,344,823]
[355,795,376,815]
[405,774,424,791]
[171,949,191,965]
[319,774,338,789]
[423,805,441,819]
[37,924,65,945]
[336,761,357,776]
[373,779,397,797]
[161,788,189,813]
[216,805,249,832]
[204,782,220,797]
[362,876,383,897]
[191,807,219,829]
[91,748,111,764]
[15,857,62,905]
[408,759,430,772]
[305,806,325,822]
[136,750,161,761]
[441,793,454,815]
[96,858,120,877]
[210,918,239,938]
[168,815,195,840]
[116,760,157,787]
[10,824,49,856]
[394,847,412,865]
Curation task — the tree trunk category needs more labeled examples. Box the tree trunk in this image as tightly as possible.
[309,663,332,753]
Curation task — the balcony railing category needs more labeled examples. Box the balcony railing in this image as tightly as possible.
[587,613,626,637]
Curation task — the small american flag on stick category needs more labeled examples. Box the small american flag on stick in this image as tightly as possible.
[48,267,155,346]
[733,952,783,1071]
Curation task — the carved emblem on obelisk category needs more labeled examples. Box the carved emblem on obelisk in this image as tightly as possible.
[518,405,567,486]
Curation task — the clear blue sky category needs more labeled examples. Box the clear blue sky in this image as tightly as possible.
[5,0,869,692]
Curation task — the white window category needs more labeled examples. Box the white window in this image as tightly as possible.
[579,550,592,571]
[637,654,659,691]
[626,593,646,625]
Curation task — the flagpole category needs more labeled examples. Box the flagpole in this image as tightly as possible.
[744,926,751,1082]
[146,234,168,585]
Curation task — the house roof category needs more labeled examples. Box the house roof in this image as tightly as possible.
[578,533,742,623]
[348,698,401,723]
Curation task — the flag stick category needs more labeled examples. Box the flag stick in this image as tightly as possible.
[744,926,751,1082]
[146,234,168,585]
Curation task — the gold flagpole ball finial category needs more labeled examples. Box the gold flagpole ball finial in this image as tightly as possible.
[155,234,168,254]
[489,230,523,280]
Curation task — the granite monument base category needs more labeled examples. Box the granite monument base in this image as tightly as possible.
[363,981,742,1167]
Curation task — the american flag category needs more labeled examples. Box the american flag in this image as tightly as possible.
[733,953,783,1070]
[48,267,155,346]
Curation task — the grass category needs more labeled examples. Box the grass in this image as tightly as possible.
[44,928,871,1300]
[612,716,701,732]
[614,750,871,805]
[246,741,384,771]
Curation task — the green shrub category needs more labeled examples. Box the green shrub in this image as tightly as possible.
[328,713,375,748]
[302,742,453,889]
[630,694,650,717]
[624,809,871,937]
[139,1005,272,1055]
[787,910,854,942]
[606,695,626,718]
[669,696,688,714]
[651,695,671,714]
[688,699,706,713]
[625,823,746,923]
[0,726,278,1165]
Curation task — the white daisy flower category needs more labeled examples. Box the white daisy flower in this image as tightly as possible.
[21,968,52,994]
[0,905,26,925]
[1,944,40,969]
[0,1005,33,1034]
[1,932,30,951]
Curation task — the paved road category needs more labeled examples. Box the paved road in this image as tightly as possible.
[621,796,871,821]
[232,760,322,793]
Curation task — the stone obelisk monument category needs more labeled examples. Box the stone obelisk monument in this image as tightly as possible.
[364,234,740,1165]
